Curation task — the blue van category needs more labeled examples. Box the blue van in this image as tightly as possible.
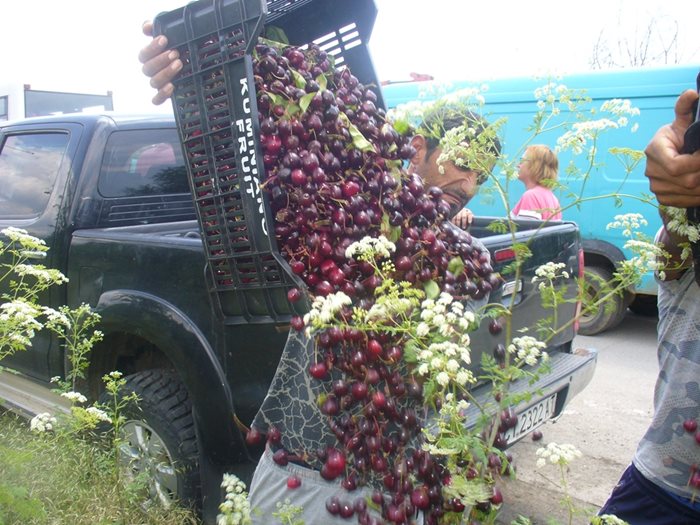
[381,64,699,334]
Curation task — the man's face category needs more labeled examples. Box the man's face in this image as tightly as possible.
[411,145,479,213]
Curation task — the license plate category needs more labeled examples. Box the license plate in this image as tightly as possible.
[504,394,557,445]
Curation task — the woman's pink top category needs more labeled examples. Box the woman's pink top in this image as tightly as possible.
[511,185,562,220]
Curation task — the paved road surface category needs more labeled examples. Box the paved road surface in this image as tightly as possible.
[497,310,659,524]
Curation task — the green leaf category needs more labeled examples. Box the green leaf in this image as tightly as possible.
[316,73,327,91]
[262,27,290,45]
[380,213,391,236]
[389,226,402,243]
[267,92,282,106]
[299,92,315,114]
[287,103,301,117]
[423,280,440,299]
[447,256,465,277]
[339,113,375,152]
[291,69,307,89]
[392,119,411,136]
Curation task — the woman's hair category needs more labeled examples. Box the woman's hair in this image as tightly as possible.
[525,144,558,183]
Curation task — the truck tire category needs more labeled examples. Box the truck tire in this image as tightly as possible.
[578,266,627,336]
[112,369,201,510]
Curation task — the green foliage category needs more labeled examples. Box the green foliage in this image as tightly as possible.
[0,483,46,524]
[0,410,198,525]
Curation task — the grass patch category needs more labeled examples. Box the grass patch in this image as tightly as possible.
[0,409,200,525]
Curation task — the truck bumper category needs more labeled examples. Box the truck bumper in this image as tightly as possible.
[462,346,599,443]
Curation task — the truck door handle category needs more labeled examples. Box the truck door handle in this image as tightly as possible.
[501,279,523,305]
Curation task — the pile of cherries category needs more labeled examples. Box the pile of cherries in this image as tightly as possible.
[247,41,503,524]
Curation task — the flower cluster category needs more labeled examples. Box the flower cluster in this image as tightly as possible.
[606,213,648,238]
[344,235,395,261]
[532,262,570,291]
[1,227,49,252]
[0,299,43,346]
[60,391,87,404]
[217,473,252,525]
[605,213,666,281]
[662,206,700,263]
[534,81,575,113]
[507,336,548,367]
[411,293,478,389]
[42,306,72,328]
[620,239,664,279]
[535,442,583,468]
[358,280,420,324]
[600,98,641,128]
[85,406,112,424]
[14,264,68,286]
[303,291,352,333]
[556,98,639,155]
[30,412,57,433]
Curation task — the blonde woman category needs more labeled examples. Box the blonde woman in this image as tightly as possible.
[511,144,562,220]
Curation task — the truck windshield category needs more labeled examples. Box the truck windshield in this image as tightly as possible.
[98,129,189,197]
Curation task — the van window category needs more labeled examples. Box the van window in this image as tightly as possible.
[98,129,189,197]
[0,132,69,217]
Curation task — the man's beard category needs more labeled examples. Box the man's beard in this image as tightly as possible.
[440,180,473,215]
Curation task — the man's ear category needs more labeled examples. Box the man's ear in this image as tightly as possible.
[409,135,428,168]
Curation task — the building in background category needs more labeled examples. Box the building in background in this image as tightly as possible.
[0,84,113,121]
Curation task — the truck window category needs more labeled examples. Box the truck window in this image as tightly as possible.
[0,132,69,217]
[98,129,189,197]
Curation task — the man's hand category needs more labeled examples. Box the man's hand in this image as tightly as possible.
[451,208,474,229]
[138,21,183,106]
[645,89,700,207]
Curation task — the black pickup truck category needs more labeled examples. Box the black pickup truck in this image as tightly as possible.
[0,113,597,522]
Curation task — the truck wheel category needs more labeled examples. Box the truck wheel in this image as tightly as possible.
[578,266,626,336]
[112,369,200,510]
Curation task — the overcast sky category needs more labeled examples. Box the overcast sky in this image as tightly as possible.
[1,0,698,114]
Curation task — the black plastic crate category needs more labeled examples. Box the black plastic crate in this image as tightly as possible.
[153,0,380,323]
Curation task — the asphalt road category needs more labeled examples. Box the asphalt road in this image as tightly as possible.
[496,310,659,524]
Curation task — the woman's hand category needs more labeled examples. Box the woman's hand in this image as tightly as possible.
[138,21,183,105]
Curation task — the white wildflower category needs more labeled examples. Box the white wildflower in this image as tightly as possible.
[14,264,68,285]
[455,370,474,386]
[416,322,430,337]
[533,262,569,281]
[85,406,112,424]
[536,442,582,467]
[446,359,460,372]
[42,307,71,328]
[508,336,547,366]
[345,235,396,261]
[30,412,57,433]
[61,391,87,404]
[218,473,251,525]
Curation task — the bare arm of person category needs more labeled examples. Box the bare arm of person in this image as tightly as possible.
[138,21,183,105]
